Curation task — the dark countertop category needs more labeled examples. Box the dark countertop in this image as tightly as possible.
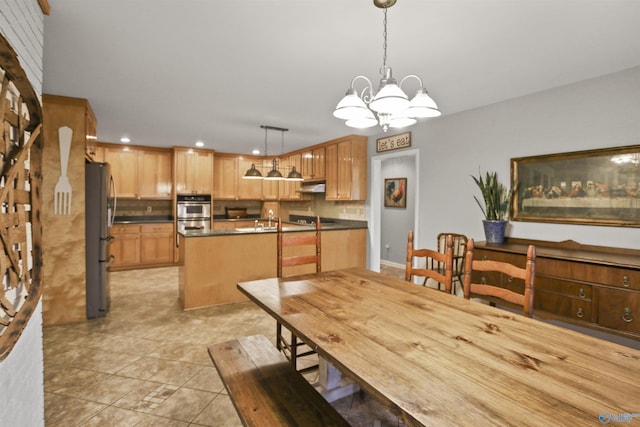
[114,215,173,224]
[183,217,367,237]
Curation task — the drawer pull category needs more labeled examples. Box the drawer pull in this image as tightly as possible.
[622,276,630,288]
[578,288,586,299]
[507,276,514,283]
[482,256,488,261]
[481,276,487,285]
[623,308,633,323]
[576,308,584,318]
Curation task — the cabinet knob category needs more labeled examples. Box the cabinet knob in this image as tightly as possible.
[507,276,514,283]
[623,307,633,323]
[482,255,488,261]
[480,276,487,285]
[622,276,630,288]
[578,288,586,299]
[576,307,584,318]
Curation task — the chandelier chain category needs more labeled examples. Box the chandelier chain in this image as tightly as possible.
[382,8,388,68]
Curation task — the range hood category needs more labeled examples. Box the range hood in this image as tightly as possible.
[297,182,326,193]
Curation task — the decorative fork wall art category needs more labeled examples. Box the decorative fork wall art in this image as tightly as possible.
[54,126,72,215]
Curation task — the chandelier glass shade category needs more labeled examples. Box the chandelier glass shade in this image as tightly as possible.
[243,125,304,181]
[333,3,440,132]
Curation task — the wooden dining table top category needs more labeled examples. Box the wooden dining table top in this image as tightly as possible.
[237,267,640,427]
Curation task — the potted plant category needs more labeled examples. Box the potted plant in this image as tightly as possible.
[471,169,514,243]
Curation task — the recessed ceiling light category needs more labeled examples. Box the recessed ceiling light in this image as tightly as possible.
[252,149,260,155]
[195,141,204,147]
[120,136,130,143]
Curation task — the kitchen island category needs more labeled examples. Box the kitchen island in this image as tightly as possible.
[177,219,367,309]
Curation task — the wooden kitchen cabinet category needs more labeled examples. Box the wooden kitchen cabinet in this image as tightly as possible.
[109,224,141,269]
[262,158,279,200]
[213,154,238,200]
[140,223,174,264]
[104,146,138,198]
[279,154,302,200]
[325,135,367,201]
[174,147,214,195]
[101,143,172,199]
[237,157,263,200]
[301,146,325,181]
[138,149,172,198]
[472,239,640,340]
[110,222,175,270]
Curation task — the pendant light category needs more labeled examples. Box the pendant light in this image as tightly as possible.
[333,0,440,132]
[243,125,303,181]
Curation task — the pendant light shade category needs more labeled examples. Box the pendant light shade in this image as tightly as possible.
[286,166,304,181]
[244,163,263,179]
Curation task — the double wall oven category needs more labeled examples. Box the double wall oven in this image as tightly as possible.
[176,194,211,233]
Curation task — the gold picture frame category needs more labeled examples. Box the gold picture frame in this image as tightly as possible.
[511,145,640,227]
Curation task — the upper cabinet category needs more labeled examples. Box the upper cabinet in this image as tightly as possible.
[138,149,172,198]
[237,157,263,200]
[301,147,325,181]
[325,135,367,201]
[279,153,303,200]
[213,154,238,200]
[102,144,172,199]
[174,147,214,195]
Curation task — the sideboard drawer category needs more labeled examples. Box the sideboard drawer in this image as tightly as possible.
[597,289,640,334]
[536,276,592,300]
[539,258,640,290]
[534,291,593,322]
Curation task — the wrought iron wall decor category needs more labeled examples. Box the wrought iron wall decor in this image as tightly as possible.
[0,34,44,360]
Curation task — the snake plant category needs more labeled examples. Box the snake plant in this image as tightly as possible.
[471,170,513,221]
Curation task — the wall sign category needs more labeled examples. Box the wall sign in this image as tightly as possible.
[376,132,411,153]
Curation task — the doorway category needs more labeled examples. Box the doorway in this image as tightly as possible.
[369,148,420,272]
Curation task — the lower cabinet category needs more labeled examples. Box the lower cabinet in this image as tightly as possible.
[472,239,640,340]
[110,222,174,270]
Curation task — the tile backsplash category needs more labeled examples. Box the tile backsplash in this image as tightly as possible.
[117,199,172,217]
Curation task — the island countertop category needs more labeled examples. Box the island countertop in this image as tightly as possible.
[180,218,367,237]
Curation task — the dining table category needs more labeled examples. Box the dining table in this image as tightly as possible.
[237,267,640,426]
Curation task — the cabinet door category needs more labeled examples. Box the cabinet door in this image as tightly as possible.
[140,224,174,264]
[262,158,279,200]
[325,143,338,200]
[175,149,214,195]
[138,150,172,198]
[237,157,263,200]
[287,153,302,200]
[597,288,640,335]
[109,224,141,269]
[301,147,326,181]
[336,141,353,200]
[213,156,238,199]
[105,148,138,198]
[192,151,214,194]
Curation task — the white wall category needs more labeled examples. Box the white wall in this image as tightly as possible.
[0,1,45,426]
[368,66,640,258]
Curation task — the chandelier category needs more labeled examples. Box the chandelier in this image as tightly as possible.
[243,125,303,181]
[333,0,440,132]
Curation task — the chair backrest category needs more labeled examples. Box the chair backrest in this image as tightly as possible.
[436,233,468,276]
[277,216,321,278]
[462,239,536,317]
[405,231,454,293]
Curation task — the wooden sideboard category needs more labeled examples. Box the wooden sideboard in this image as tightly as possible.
[472,238,640,340]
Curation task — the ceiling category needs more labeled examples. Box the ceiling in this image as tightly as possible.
[42,0,640,155]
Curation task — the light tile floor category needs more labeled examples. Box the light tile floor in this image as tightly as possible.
[44,267,403,426]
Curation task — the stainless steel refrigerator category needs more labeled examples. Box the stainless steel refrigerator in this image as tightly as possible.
[85,162,116,318]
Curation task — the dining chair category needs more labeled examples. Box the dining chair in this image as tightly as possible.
[462,238,536,317]
[436,233,468,294]
[276,216,321,372]
[405,231,454,293]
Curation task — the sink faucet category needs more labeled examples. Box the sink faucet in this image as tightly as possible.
[268,209,274,228]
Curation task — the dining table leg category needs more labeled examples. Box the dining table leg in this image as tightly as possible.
[315,356,359,402]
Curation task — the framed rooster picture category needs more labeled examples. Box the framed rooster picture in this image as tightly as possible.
[384,178,407,208]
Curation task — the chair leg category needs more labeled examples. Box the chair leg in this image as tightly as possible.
[291,332,298,370]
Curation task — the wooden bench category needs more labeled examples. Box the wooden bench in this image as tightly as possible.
[208,334,349,427]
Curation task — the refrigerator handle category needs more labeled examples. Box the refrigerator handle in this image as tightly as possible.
[109,174,117,228]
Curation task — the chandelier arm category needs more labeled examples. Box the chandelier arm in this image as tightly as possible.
[350,75,375,104]
[399,74,424,90]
